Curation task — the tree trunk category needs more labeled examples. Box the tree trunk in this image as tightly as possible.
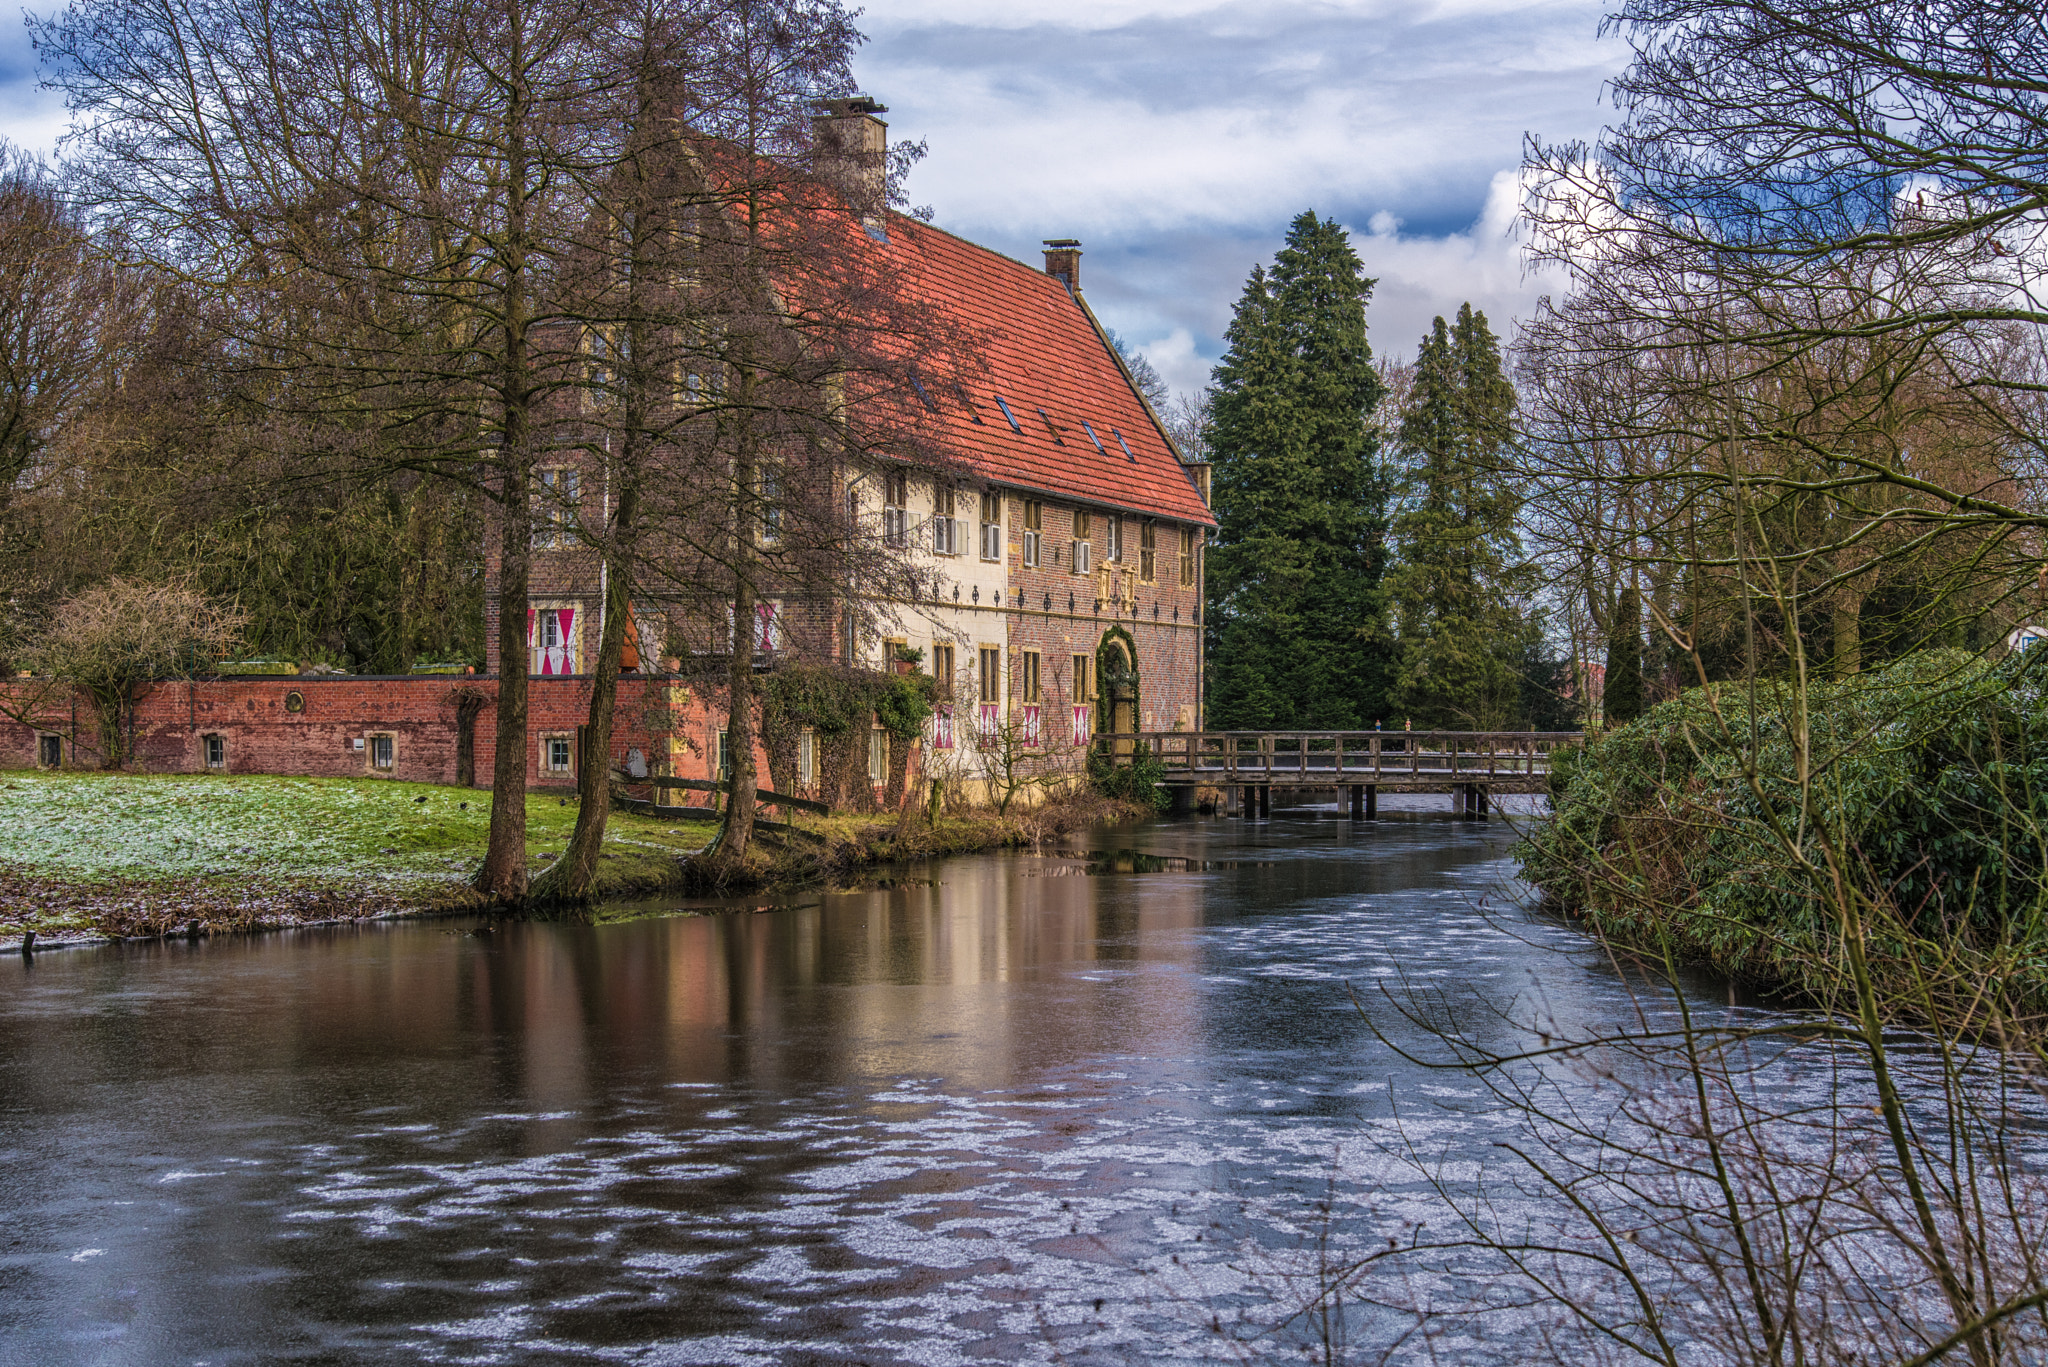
[1833,580,1863,678]
[530,476,639,907]
[478,448,533,901]
[824,727,856,811]
[885,729,910,809]
[474,69,535,906]
[710,402,760,864]
[712,579,759,862]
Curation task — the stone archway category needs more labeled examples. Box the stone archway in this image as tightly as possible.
[1095,626,1140,757]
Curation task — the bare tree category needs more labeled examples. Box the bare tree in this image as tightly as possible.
[14,578,244,767]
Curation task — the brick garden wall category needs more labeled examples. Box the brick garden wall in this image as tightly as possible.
[0,675,703,791]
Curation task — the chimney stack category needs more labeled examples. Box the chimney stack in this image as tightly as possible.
[1042,239,1082,292]
[812,96,889,222]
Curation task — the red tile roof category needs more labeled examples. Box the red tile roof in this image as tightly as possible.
[877,218,1216,527]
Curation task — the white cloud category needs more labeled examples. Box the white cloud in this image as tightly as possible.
[1109,170,1567,396]
[0,0,1619,398]
[856,0,1622,397]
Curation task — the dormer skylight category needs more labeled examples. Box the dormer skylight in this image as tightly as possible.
[1113,430,1137,463]
[1081,421,1107,456]
[993,395,1023,433]
[1037,408,1065,445]
[954,383,984,423]
[909,371,938,412]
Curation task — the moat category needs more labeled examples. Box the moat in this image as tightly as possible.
[0,807,1764,1363]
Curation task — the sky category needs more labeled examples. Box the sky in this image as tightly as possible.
[0,0,1629,397]
[854,0,1629,395]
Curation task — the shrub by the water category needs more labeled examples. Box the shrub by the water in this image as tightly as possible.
[1516,648,2048,1014]
[1089,740,1170,812]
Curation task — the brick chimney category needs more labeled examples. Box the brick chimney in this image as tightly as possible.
[812,96,889,221]
[1042,239,1082,292]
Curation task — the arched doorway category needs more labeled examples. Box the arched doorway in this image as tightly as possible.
[1095,626,1140,758]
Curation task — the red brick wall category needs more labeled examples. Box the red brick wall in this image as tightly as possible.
[1002,492,1204,739]
[0,676,712,791]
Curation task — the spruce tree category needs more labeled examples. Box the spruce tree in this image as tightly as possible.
[1386,304,1531,729]
[1602,585,1645,727]
[1203,212,1391,730]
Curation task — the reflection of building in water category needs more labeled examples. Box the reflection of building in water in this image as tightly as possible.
[459,851,1214,1099]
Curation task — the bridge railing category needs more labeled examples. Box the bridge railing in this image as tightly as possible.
[1094,730,1585,781]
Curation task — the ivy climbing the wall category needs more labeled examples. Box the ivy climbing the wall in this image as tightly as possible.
[761,662,938,813]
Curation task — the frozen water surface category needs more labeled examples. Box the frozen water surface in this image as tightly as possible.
[0,808,1803,1363]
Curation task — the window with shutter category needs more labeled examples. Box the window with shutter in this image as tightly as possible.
[883,468,908,547]
[979,490,1002,560]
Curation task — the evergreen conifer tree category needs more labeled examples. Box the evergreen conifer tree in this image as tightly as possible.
[1386,304,1532,729]
[1203,212,1391,729]
[1602,585,1645,727]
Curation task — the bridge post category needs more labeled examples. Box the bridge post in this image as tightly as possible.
[1257,785,1270,819]
[1348,784,1363,820]
[1365,784,1377,820]
[1477,786,1490,818]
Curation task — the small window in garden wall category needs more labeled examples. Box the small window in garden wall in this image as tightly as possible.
[367,732,396,773]
[38,733,62,767]
[203,734,226,770]
[540,733,574,778]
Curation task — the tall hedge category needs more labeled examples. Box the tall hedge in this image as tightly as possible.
[1518,648,2048,1011]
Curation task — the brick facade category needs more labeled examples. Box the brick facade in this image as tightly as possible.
[999,491,1204,746]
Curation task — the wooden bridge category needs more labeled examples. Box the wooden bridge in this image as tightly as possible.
[1107,730,1583,818]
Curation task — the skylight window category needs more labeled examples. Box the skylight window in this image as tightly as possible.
[1036,408,1065,445]
[992,395,1023,433]
[1113,430,1137,463]
[954,383,984,423]
[1081,421,1107,456]
[909,372,938,412]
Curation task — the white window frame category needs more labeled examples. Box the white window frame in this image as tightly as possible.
[883,468,908,548]
[932,482,960,556]
[979,489,1003,561]
[203,734,226,770]
[539,731,575,779]
[754,600,783,653]
[534,467,580,548]
[366,730,397,774]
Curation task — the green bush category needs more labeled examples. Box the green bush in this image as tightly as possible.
[1089,739,1170,812]
[1516,648,2048,1010]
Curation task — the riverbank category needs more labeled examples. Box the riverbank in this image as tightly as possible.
[0,771,1141,947]
[0,771,718,947]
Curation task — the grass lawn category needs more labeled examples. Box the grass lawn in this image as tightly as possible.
[0,770,718,939]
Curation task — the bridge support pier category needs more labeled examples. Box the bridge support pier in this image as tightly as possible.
[1348,784,1362,820]
[1366,784,1377,820]
[1257,785,1270,819]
